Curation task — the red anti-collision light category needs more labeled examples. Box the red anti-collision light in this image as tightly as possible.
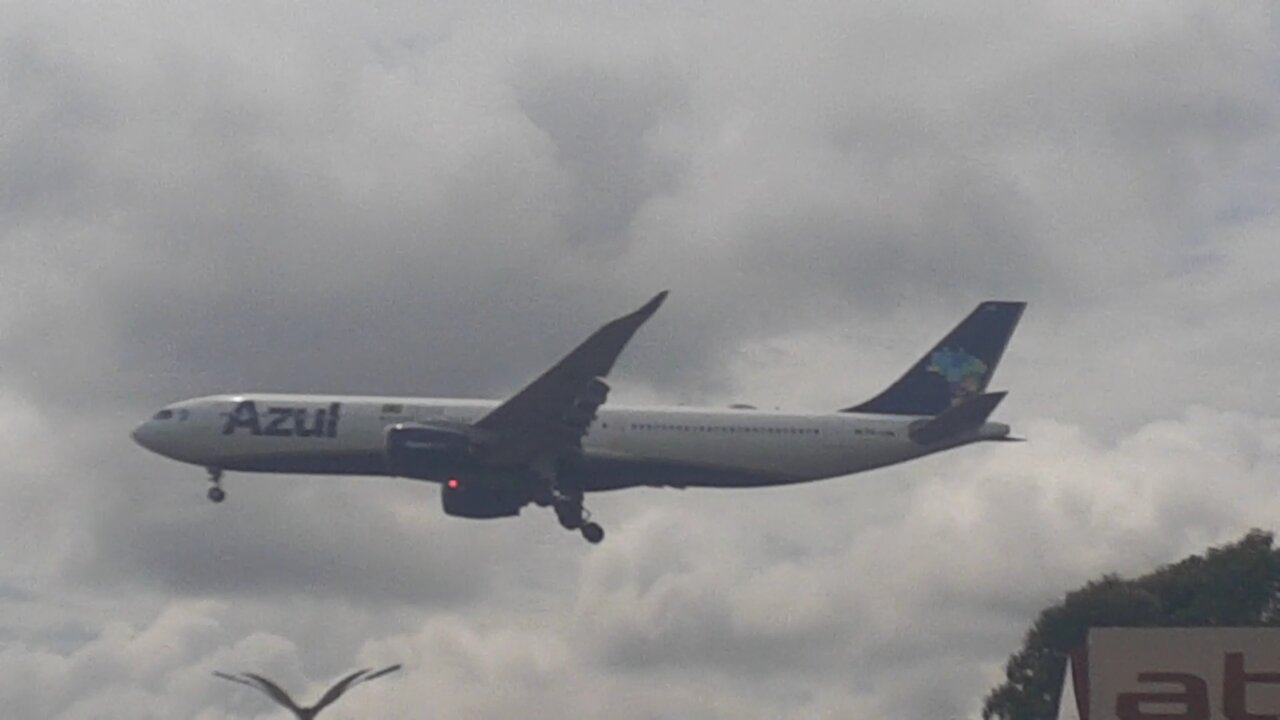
[446,478,460,490]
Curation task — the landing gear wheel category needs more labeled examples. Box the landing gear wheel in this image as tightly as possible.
[580,522,604,544]
[205,467,225,504]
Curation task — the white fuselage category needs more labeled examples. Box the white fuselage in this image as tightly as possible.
[132,394,1011,491]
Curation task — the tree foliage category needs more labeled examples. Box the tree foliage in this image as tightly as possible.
[982,529,1280,720]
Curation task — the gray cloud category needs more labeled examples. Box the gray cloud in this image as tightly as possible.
[2,0,1278,717]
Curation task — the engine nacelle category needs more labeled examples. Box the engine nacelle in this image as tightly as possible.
[385,424,530,519]
[384,423,471,480]
[440,472,530,519]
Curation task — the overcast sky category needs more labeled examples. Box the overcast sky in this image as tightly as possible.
[2,1,1278,718]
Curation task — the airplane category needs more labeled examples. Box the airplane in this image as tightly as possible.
[132,293,1025,544]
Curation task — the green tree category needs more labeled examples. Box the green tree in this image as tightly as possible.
[982,529,1280,720]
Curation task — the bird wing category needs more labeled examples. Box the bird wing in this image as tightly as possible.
[239,672,305,713]
[309,664,401,713]
[308,668,374,713]
[213,671,258,690]
[361,663,403,682]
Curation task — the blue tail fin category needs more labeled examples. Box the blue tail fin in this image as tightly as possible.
[843,301,1026,416]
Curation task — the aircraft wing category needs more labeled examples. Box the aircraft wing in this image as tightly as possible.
[473,291,667,464]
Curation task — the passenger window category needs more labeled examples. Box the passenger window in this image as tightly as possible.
[381,403,404,414]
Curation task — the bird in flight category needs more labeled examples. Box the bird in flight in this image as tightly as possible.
[214,664,401,719]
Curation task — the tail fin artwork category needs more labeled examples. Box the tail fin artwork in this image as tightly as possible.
[843,301,1026,416]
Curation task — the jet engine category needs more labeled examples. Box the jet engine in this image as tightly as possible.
[440,471,530,519]
[384,423,471,479]
[385,423,530,519]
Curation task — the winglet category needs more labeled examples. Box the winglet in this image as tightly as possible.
[574,290,668,377]
[634,290,669,320]
[473,291,669,439]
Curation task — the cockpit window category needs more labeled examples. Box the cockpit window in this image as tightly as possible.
[153,409,174,420]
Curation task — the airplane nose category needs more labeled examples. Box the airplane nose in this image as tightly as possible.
[131,422,154,450]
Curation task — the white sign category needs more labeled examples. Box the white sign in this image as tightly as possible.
[1059,628,1280,720]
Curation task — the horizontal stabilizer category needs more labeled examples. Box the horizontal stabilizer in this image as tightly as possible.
[908,391,1006,445]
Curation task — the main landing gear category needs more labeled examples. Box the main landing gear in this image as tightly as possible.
[206,467,225,503]
[553,495,605,544]
[535,456,604,540]
[533,455,605,544]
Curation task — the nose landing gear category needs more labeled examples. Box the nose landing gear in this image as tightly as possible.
[206,467,225,503]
